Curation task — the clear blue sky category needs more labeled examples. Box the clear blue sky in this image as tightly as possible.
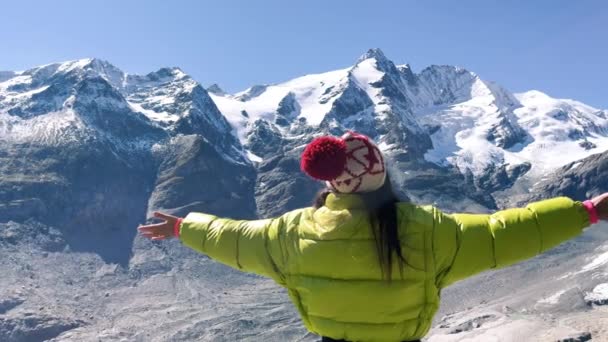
[2,0,607,108]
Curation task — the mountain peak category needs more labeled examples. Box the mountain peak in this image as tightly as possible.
[516,89,551,101]
[353,48,402,77]
[207,83,226,96]
[397,63,412,71]
[87,58,120,70]
[55,58,119,74]
[234,85,268,102]
[134,67,191,87]
[357,48,389,64]
[422,64,473,77]
[150,67,187,79]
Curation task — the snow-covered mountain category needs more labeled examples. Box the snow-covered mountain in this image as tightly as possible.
[1,50,608,341]
[211,48,608,184]
[211,48,433,161]
[5,50,606,195]
[0,57,257,263]
[0,58,247,163]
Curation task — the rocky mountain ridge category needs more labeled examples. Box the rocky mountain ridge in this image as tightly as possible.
[1,50,608,341]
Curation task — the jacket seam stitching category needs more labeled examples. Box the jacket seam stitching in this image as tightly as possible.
[201,217,218,252]
[437,215,463,287]
[265,218,287,284]
[525,206,544,253]
[235,221,243,269]
[490,215,499,268]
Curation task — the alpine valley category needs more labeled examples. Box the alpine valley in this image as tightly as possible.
[1,49,607,341]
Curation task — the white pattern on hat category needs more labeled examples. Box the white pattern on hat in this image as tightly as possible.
[326,132,386,193]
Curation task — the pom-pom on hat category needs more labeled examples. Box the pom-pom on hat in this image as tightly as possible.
[301,131,386,193]
[300,136,348,181]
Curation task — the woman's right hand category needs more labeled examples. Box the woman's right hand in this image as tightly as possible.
[138,212,180,240]
[590,193,608,221]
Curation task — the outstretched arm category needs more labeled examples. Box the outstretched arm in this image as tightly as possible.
[433,193,608,288]
[138,211,292,284]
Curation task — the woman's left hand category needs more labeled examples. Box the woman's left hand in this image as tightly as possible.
[138,212,179,240]
[591,193,608,221]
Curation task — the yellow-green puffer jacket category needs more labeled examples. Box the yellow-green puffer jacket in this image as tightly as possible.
[178,193,590,342]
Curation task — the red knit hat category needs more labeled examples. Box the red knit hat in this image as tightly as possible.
[301,132,386,193]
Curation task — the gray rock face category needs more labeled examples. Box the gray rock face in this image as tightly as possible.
[0,313,84,342]
[72,76,164,141]
[392,160,496,211]
[0,297,25,315]
[0,140,158,264]
[275,92,301,126]
[522,151,608,204]
[415,65,476,106]
[486,114,528,149]
[321,79,374,125]
[0,220,65,251]
[148,134,257,219]
[0,59,253,266]
[234,85,268,101]
[255,148,322,217]
[246,119,285,159]
[444,314,497,334]
[476,162,532,193]
[557,332,592,342]
[206,83,226,96]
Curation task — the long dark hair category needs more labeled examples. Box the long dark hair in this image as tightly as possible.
[313,174,405,281]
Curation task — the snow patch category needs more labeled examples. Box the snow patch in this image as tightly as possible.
[128,101,179,123]
[377,141,396,151]
[537,289,567,305]
[581,250,608,273]
[246,150,263,163]
[584,283,608,304]
[0,109,82,145]
[561,248,608,279]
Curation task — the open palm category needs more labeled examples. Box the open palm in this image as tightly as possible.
[138,212,179,240]
[592,193,608,221]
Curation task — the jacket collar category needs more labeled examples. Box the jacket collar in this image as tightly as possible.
[324,192,366,210]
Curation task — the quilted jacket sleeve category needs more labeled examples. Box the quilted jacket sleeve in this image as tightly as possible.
[432,197,591,288]
[178,211,294,285]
